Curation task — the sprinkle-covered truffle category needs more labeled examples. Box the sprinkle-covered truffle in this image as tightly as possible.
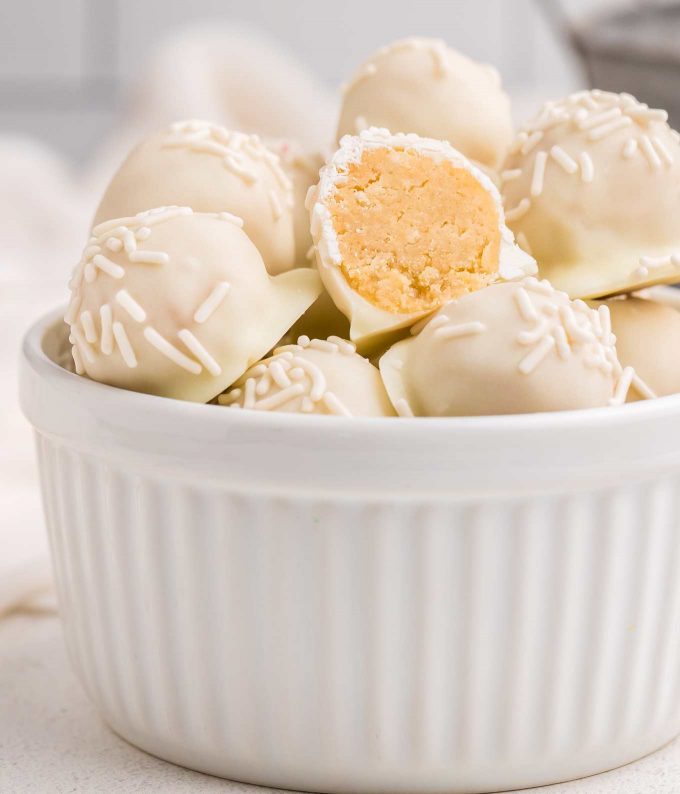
[594,295,680,400]
[337,38,513,170]
[380,278,638,417]
[219,335,395,416]
[501,90,680,298]
[94,121,296,275]
[65,207,321,402]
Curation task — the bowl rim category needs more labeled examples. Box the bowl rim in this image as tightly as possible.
[22,305,680,433]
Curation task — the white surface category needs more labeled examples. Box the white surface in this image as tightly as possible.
[2,612,680,793]
[19,310,680,792]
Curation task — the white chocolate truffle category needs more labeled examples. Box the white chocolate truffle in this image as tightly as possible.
[596,296,680,399]
[337,38,513,170]
[501,90,680,298]
[65,207,321,403]
[218,335,395,417]
[380,278,632,417]
[94,121,296,275]
[309,127,536,345]
[270,139,326,265]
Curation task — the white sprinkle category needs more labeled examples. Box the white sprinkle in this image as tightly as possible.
[297,335,311,348]
[93,254,125,279]
[255,374,271,396]
[552,325,571,359]
[327,336,356,355]
[394,398,414,418]
[579,151,594,182]
[83,244,101,259]
[177,329,221,376]
[505,198,531,222]
[550,145,578,174]
[598,305,612,339]
[243,378,256,409]
[632,374,657,401]
[308,339,339,353]
[70,325,95,363]
[322,391,352,417]
[523,277,555,295]
[144,327,201,374]
[135,226,151,240]
[129,250,169,265]
[530,150,548,197]
[652,135,674,167]
[122,229,137,255]
[289,367,305,381]
[577,106,621,131]
[112,322,137,368]
[269,361,292,389]
[105,238,123,252]
[433,321,487,341]
[80,310,97,343]
[622,138,638,159]
[640,135,662,169]
[255,383,305,411]
[518,335,556,374]
[193,282,231,323]
[268,190,283,221]
[514,288,538,322]
[71,346,84,375]
[115,289,146,322]
[224,154,258,184]
[500,169,522,183]
[521,130,543,155]
[217,211,244,227]
[99,305,113,355]
[611,366,635,406]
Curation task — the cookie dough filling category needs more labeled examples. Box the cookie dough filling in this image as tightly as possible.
[310,128,536,345]
[328,147,501,315]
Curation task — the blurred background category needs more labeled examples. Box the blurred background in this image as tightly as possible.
[2,0,679,610]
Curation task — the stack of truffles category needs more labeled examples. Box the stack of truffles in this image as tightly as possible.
[65,38,680,417]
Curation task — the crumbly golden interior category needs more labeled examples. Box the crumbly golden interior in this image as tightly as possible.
[329,147,501,314]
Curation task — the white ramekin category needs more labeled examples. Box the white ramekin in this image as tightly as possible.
[20,309,680,794]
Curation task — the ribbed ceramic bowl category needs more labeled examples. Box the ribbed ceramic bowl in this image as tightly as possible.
[20,308,680,794]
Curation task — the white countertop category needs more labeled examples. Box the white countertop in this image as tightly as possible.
[2,611,680,794]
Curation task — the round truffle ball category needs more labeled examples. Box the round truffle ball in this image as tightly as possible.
[596,296,680,399]
[501,90,680,299]
[65,206,321,402]
[336,38,513,170]
[380,278,630,417]
[218,335,395,416]
[94,121,296,275]
[309,127,535,345]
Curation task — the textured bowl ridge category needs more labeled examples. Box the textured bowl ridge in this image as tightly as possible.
[36,432,680,794]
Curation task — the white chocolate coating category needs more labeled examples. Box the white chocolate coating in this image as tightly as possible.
[66,207,321,403]
[501,90,680,298]
[279,287,350,347]
[337,38,513,170]
[218,336,395,416]
[597,296,680,400]
[380,279,631,417]
[269,139,326,266]
[309,127,536,345]
[94,121,296,275]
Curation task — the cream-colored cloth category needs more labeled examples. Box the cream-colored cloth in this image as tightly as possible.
[0,24,336,619]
